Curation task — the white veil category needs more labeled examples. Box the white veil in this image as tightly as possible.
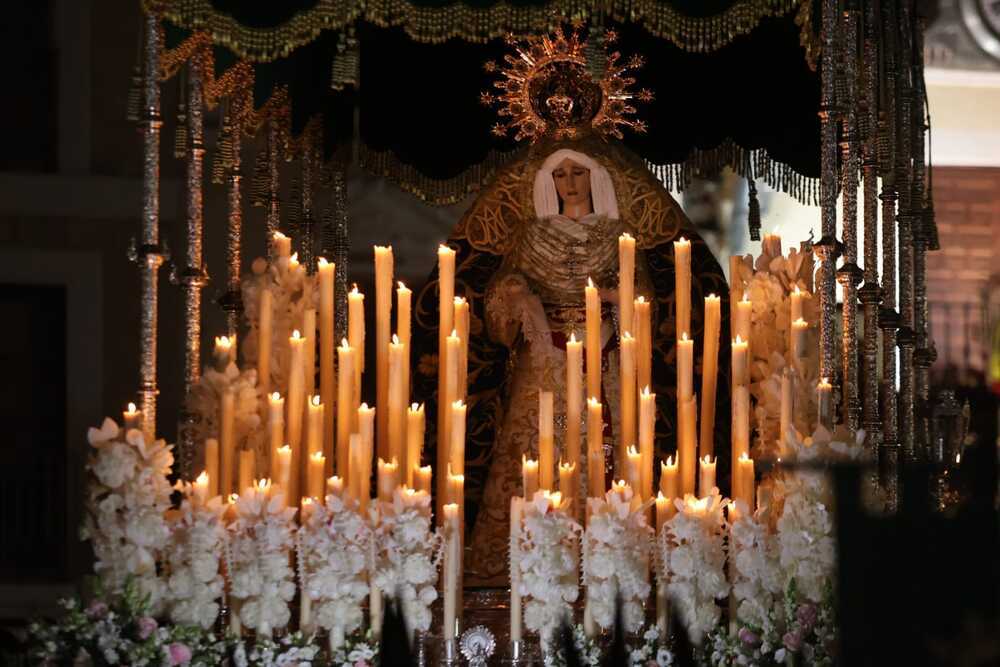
[532,148,620,221]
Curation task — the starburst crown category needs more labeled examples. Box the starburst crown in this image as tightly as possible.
[480,23,653,143]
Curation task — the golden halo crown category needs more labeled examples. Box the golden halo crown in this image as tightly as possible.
[481,23,653,143]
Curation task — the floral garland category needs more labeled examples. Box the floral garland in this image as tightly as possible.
[628,625,675,667]
[186,361,263,476]
[370,488,442,638]
[230,631,320,667]
[297,492,371,651]
[729,500,782,637]
[81,419,174,616]
[583,487,653,633]
[327,629,379,667]
[227,484,298,637]
[661,490,730,645]
[518,490,582,649]
[164,484,227,630]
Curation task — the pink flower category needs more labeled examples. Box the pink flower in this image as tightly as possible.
[353,661,369,667]
[168,643,192,665]
[783,629,803,652]
[796,602,818,631]
[85,600,108,619]
[738,627,761,645]
[136,616,157,640]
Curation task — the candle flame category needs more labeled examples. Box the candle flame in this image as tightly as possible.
[450,328,459,338]
[228,493,239,503]
[271,392,281,401]
[291,329,301,340]
[569,331,577,343]
[392,333,400,344]
[312,395,321,406]
[587,277,595,288]
[664,455,675,467]
[317,256,329,267]
[302,496,313,506]
[622,330,634,340]
[686,496,710,512]
[278,444,291,454]
[398,281,408,290]
[438,244,455,254]
[522,454,538,468]
[360,402,372,411]
[707,293,718,300]
[676,236,689,245]
[627,444,640,456]
[559,461,576,472]
[793,284,801,295]
[351,283,359,294]
[452,399,465,409]
[681,331,690,342]
[311,451,325,462]
[701,455,715,465]
[257,478,271,491]
[739,452,751,462]
[641,385,652,397]
[956,453,961,464]
[340,338,350,348]
[454,296,466,306]
[819,377,831,387]
[215,335,232,347]
[742,292,750,303]
[588,396,601,407]
[195,470,208,485]
[448,472,464,483]
[793,317,808,326]
[637,295,646,304]
[734,334,745,345]
[543,490,563,507]
[273,231,288,241]
[126,402,138,414]
[419,464,432,474]
[290,252,299,263]
[657,491,666,501]
[620,232,633,241]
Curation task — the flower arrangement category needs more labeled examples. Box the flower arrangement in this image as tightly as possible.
[327,629,379,667]
[518,490,582,648]
[230,631,321,667]
[729,500,782,637]
[370,488,442,638]
[297,492,371,652]
[164,482,227,630]
[629,625,675,667]
[583,486,653,633]
[81,419,173,615]
[27,579,228,666]
[541,624,602,667]
[661,490,730,645]
[226,482,298,637]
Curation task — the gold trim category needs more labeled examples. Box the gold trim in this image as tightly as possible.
[151,0,804,60]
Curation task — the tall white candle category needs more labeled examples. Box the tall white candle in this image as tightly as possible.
[639,386,656,503]
[437,246,456,520]
[302,308,317,407]
[220,389,236,496]
[407,403,425,486]
[307,395,324,462]
[566,333,583,470]
[318,258,335,473]
[358,403,375,513]
[679,397,697,497]
[454,297,470,401]
[674,237,691,341]
[397,281,412,464]
[336,340,356,477]
[375,246,393,462]
[442,503,461,641]
[538,391,554,490]
[700,295,721,460]
[618,233,636,338]
[634,296,652,393]
[348,286,365,395]
[509,496,523,642]
[522,455,539,498]
[258,286,273,399]
[698,455,716,496]
[205,437,219,497]
[585,278,602,402]
[388,335,406,469]
[287,330,305,503]
[268,392,284,481]
[678,331,694,402]
[734,295,752,347]
[619,332,636,469]
[587,397,605,499]
[213,335,233,372]
[438,329,460,522]
[450,400,466,479]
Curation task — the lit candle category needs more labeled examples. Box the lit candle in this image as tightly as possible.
[327,475,344,496]
[193,470,209,505]
[267,392,284,479]
[406,403,425,487]
[442,503,461,641]
[307,395,324,462]
[698,455,716,496]
[336,340,356,477]
[639,386,656,503]
[762,231,782,259]
[790,285,807,323]
[732,385,750,494]
[318,258,335,471]
[308,452,326,499]
[509,496,523,642]
[238,449,255,494]
[375,246,394,462]
[566,332,583,470]
[678,331,694,403]
[522,455,539,498]
[585,278,602,401]
[397,282,412,349]
[288,252,300,275]
[610,479,629,503]
[348,286,365,393]
[674,237,691,341]
[275,445,292,504]
[631,297,652,398]
[700,294,721,460]
[559,461,576,502]
[358,403,375,513]
[220,388,236,496]
[780,368,793,452]
[438,329,460,522]
[388,335,406,470]
[655,491,671,532]
[791,317,809,361]
[273,231,291,259]
[205,438,219,497]
[377,457,399,502]
[817,377,833,430]
[587,397,605,498]
[123,402,141,432]
[660,457,679,507]
[679,397,697,497]
[619,331,636,467]
[454,297,470,401]
[538,391,554,490]
[625,445,642,495]
[414,465,432,495]
[287,330,305,502]
[734,295,752,347]
[302,308,317,406]
[732,335,749,387]
[736,454,755,510]
[449,400,467,482]
[213,335,233,372]
[437,246,456,519]
[618,233,636,338]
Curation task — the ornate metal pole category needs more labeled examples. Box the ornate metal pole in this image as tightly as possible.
[329,166,350,344]
[878,0,901,508]
[177,54,208,478]
[895,0,918,464]
[266,120,281,258]
[815,0,843,397]
[221,108,244,337]
[300,140,315,274]
[837,4,863,432]
[912,6,935,459]
[858,0,883,462]
[134,11,166,441]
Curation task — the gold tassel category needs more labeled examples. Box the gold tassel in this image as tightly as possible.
[330,27,360,91]
[174,71,188,159]
[250,149,268,207]
[211,112,233,185]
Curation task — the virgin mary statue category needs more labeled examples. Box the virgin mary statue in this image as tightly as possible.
[410,28,731,586]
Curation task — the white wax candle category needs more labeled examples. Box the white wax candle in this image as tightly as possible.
[273,231,291,259]
[438,329,460,523]
[585,278,602,401]
[377,457,399,502]
[398,282,412,469]
[302,308,317,403]
[780,368,793,452]
[790,285,807,323]
[700,294,721,460]
[213,335,233,372]
[619,331,636,468]
[268,392,284,481]
[205,438,219,497]
[307,395,324,459]
[618,233,636,338]
[258,287,273,398]
[731,385,750,495]
[407,403,425,486]
[123,402,141,432]
[678,332,694,402]
[734,296,752,347]
[639,386,656,503]
[522,455,539,498]
[732,335,749,386]
[287,330,305,502]
[348,434,363,504]
[454,297,470,401]
[566,332,583,469]
[193,470,210,506]
[450,399,466,478]
[348,286,365,391]
[538,391,554,490]
[275,445,292,501]
[674,237,691,341]
[238,449,255,494]
[509,496,523,642]
[358,404,375,513]
[660,457,679,507]
[655,491,671,532]
[220,388,236,496]
[414,465,432,495]
[442,503,461,641]
[791,317,809,361]
[336,340,356,477]
[437,246,456,519]
[679,397,697,497]
[817,377,833,429]
[587,397,605,498]
[327,475,344,496]
[308,452,325,499]
[698,455,716,497]
[559,461,576,501]
[388,335,406,469]
[317,258,335,473]
[625,445,642,495]
[634,296,652,394]
[375,246,394,463]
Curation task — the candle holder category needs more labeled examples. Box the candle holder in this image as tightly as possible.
[507,638,526,663]
[441,637,459,664]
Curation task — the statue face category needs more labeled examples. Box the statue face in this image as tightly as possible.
[551,158,592,213]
